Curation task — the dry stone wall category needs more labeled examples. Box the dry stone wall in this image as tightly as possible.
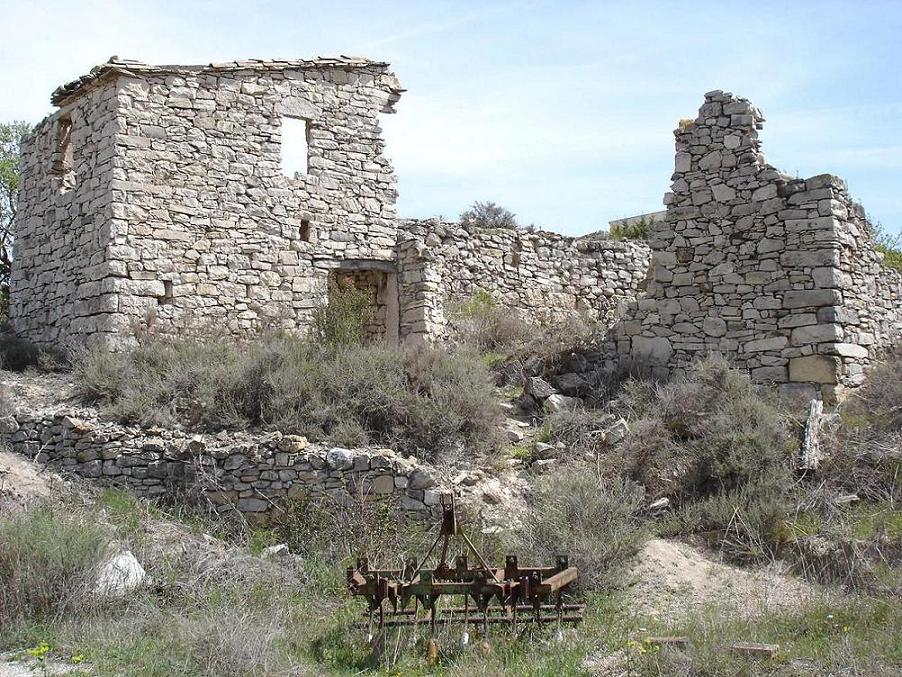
[11,58,404,349]
[399,219,651,338]
[12,63,899,392]
[11,57,649,351]
[585,90,901,399]
[0,406,441,519]
[10,81,120,346]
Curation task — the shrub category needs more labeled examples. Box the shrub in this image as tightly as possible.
[459,201,518,230]
[610,217,652,241]
[449,291,602,386]
[0,331,67,372]
[870,221,902,272]
[72,332,504,460]
[842,348,902,437]
[817,350,902,505]
[540,407,614,459]
[271,492,432,594]
[619,355,796,503]
[311,283,372,347]
[660,478,794,563]
[614,356,798,564]
[509,466,647,591]
[448,290,532,354]
[0,506,110,625]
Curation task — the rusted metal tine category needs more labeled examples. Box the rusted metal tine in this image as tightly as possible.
[346,491,581,633]
[365,614,584,628]
[381,604,585,616]
[537,567,578,594]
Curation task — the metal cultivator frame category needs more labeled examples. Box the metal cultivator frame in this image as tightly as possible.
[346,494,583,637]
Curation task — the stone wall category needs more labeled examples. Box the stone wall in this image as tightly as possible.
[10,80,120,346]
[0,407,441,519]
[399,219,652,338]
[11,57,404,349]
[583,90,901,399]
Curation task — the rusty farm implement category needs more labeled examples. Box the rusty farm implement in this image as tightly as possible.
[346,493,583,642]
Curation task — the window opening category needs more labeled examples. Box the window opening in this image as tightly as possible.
[281,117,310,177]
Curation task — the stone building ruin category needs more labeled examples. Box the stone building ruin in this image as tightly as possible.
[574,91,902,401]
[9,56,649,350]
[8,58,901,399]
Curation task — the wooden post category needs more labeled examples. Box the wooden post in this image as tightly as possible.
[801,399,824,471]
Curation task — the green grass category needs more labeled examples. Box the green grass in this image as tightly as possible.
[620,596,902,676]
[877,244,902,271]
[2,489,900,677]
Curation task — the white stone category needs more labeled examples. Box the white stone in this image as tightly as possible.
[94,551,146,597]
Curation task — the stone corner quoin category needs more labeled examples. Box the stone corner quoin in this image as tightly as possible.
[7,58,902,400]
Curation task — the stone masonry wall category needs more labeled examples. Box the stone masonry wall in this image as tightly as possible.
[0,406,441,520]
[11,58,403,349]
[400,219,652,338]
[111,62,402,345]
[585,90,901,399]
[10,81,120,346]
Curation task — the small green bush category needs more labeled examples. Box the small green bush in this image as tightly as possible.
[619,355,796,503]
[610,217,652,241]
[449,290,601,379]
[72,332,503,460]
[0,507,110,625]
[509,467,647,590]
[870,221,902,272]
[0,332,67,372]
[615,356,798,563]
[449,289,532,354]
[843,348,902,437]
[271,493,432,594]
[311,283,372,347]
[819,349,902,505]
[459,201,518,230]
[540,407,613,459]
[660,478,794,563]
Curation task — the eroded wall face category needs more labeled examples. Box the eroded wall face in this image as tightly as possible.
[10,83,120,347]
[611,91,901,398]
[399,220,652,337]
[105,66,400,342]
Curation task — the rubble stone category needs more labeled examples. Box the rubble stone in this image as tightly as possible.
[580,91,901,398]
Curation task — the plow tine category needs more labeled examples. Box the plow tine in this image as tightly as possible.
[347,493,583,637]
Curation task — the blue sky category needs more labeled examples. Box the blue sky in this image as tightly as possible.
[2,0,900,235]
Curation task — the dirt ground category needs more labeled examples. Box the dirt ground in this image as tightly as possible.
[0,450,67,514]
[625,537,816,619]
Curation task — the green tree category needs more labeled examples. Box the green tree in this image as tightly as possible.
[0,121,31,322]
[871,221,902,271]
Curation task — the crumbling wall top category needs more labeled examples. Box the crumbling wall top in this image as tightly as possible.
[51,55,404,107]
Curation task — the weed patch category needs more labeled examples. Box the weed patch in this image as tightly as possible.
[510,466,647,591]
[72,332,503,461]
